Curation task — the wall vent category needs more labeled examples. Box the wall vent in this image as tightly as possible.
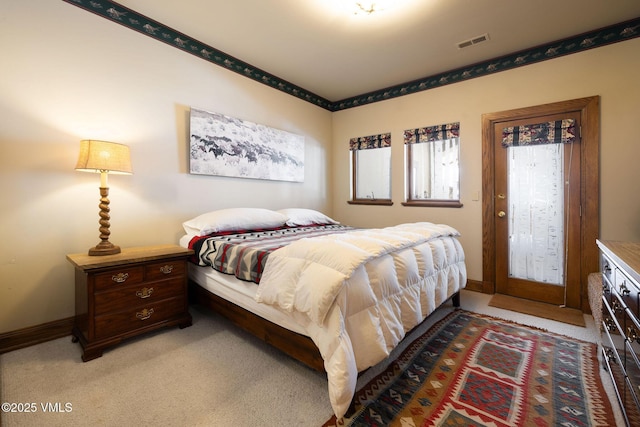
[457,33,490,49]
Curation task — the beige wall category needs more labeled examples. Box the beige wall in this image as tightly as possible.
[0,1,332,333]
[2,0,639,334]
[332,37,640,283]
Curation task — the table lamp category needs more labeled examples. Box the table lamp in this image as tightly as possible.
[75,140,132,256]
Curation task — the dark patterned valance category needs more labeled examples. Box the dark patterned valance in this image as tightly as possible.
[349,133,391,151]
[502,119,576,147]
[404,122,460,144]
[60,1,640,111]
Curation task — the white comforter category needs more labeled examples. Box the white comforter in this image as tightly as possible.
[255,222,466,418]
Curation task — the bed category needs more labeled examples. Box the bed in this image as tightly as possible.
[179,208,467,419]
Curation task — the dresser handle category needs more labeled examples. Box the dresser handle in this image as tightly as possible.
[612,300,623,314]
[627,326,638,343]
[604,347,617,364]
[159,264,174,274]
[619,281,630,296]
[111,272,129,283]
[135,287,154,299]
[136,308,154,321]
[604,317,617,333]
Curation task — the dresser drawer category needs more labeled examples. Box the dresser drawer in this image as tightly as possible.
[602,253,614,285]
[602,319,625,374]
[623,376,640,426]
[603,275,614,307]
[604,293,626,338]
[616,269,640,318]
[626,311,640,401]
[94,296,186,339]
[94,277,185,315]
[625,338,640,403]
[94,266,144,290]
[145,259,186,281]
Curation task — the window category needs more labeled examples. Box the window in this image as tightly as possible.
[403,122,462,207]
[348,133,393,205]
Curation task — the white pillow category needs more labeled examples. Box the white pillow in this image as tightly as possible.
[277,208,339,226]
[183,208,288,236]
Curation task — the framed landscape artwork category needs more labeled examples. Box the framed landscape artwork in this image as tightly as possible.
[189,108,305,182]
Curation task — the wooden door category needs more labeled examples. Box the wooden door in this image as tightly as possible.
[493,112,581,305]
[481,96,600,311]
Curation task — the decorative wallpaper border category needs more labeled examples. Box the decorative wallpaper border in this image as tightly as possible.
[334,18,640,111]
[63,1,639,112]
[62,0,333,110]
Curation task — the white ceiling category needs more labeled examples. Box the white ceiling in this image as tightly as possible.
[115,0,640,101]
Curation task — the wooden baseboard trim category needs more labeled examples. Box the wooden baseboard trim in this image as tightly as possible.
[464,279,485,293]
[0,317,74,355]
[0,279,498,354]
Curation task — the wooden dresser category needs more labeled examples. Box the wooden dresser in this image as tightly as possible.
[67,245,193,361]
[598,240,640,426]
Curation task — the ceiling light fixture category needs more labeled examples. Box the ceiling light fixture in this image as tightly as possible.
[314,1,418,18]
[354,2,379,14]
[348,0,404,15]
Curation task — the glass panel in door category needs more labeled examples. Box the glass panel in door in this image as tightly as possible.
[494,112,581,306]
[507,143,564,285]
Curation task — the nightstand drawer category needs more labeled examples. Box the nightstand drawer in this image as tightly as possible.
[94,277,185,315]
[94,266,144,290]
[94,296,186,339]
[145,259,186,281]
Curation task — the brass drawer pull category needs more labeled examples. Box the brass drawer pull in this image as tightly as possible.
[612,300,623,313]
[135,287,154,299]
[112,272,129,283]
[619,281,630,296]
[604,317,617,333]
[136,308,154,321]
[159,264,174,274]
[604,348,617,364]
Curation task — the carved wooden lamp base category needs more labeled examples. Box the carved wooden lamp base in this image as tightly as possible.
[89,241,121,256]
[88,186,121,256]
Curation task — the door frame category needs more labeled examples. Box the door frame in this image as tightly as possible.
[481,96,600,311]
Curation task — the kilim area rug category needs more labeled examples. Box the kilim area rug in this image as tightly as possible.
[323,310,615,427]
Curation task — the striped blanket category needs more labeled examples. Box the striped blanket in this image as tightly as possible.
[189,224,354,283]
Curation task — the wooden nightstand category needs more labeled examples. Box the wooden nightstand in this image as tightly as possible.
[67,244,193,361]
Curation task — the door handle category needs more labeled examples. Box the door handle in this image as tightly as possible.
[497,211,506,218]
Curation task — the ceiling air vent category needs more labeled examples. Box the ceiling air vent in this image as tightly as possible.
[457,33,490,49]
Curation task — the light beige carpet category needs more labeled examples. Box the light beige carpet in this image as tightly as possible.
[0,305,333,427]
[488,293,586,327]
[1,290,621,426]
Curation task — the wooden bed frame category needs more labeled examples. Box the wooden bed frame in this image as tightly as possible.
[189,279,461,373]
